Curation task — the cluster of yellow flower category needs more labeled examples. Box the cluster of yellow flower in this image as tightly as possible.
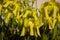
[39,0,60,30]
[0,0,43,37]
[0,0,60,37]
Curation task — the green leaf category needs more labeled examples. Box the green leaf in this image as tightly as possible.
[52,25,57,40]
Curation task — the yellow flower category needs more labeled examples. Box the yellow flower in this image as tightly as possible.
[5,13,12,24]
[48,17,57,29]
[13,4,20,16]
[0,4,2,11]
[44,6,51,19]
[40,1,58,29]
[0,4,2,15]
[4,1,20,16]
[5,9,8,13]
[4,1,14,7]
[3,0,9,3]
[16,14,20,23]
[57,13,60,22]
